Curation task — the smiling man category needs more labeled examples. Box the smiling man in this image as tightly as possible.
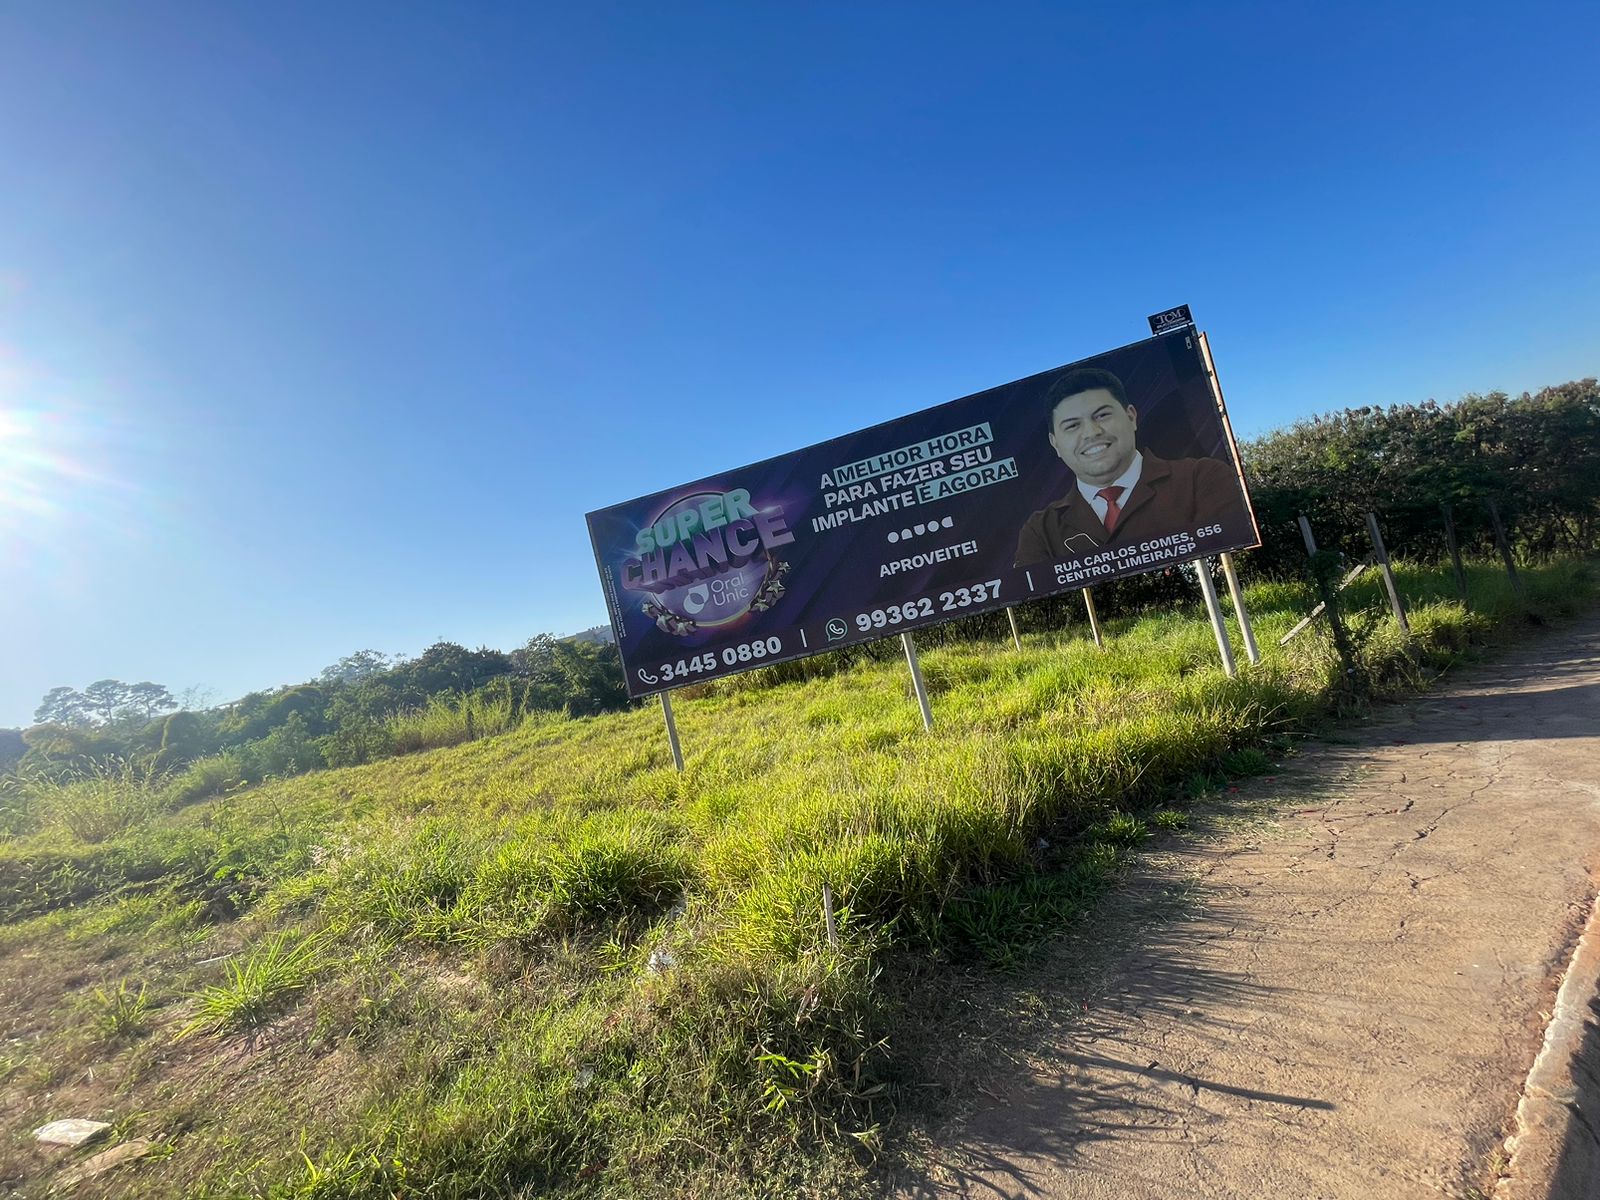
[1014,367,1249,567]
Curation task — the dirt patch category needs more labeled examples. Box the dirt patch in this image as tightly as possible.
[889,612,1600,1199]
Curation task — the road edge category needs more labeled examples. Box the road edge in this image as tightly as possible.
[1495,885,1600,1199]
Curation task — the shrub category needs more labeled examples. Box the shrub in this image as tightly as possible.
[9,758,169,843]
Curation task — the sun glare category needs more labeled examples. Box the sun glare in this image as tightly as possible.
[2,407,70,520]
[0,357,160,570]
[0,403,102,535]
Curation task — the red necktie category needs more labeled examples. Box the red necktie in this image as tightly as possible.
[1096,485,1125,533]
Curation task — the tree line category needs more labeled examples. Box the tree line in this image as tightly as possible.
[6,634,628,783]
[1240,378,1600,574]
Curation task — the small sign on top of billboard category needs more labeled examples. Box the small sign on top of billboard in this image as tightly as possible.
[1148,304,1194,336]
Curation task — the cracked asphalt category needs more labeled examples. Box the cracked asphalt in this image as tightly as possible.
[903,613,1600,1199]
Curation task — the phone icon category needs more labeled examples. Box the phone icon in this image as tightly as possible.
[637,667,660,685]
[825,618,848,642]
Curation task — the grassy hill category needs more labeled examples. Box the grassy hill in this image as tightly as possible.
[1,559,1594,1198]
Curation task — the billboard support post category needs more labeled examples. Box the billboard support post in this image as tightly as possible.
[1441,503,1471,608]
[1364,512,1411,638]
[901,633,934,731]
[1195,560,1237,678]
[1082,589,1105,648]
[1005,607,1023,652]
[660,692,684,773]
[821,880,840,950]
[1486,498,1525,598]
[1218,552,1260,665]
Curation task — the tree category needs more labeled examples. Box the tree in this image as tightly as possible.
[34,686,89,727]
[158,710,217,768]
[19,722,123,768]
[387,642,514,701]
[82,680,131,725]
[0,728,25,774]
[317,650,395,687]
[1239,379,1600,577]
[125,682,177,722]
[249,712,321,777]
[513,635,628,716]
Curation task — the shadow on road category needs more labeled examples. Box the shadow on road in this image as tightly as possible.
[884,779,1346,1198]
[1545,989,1600,1199]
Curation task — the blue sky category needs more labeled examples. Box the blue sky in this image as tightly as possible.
[1,1,1596,726]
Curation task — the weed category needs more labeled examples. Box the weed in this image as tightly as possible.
[1094,811,1149,847]
[1153,809,1189,831]
[1220,747,1272,777]
[942,845,1124,968]
[168,754,246,807]
[90,979,153,1039]
[180,930,325,1037]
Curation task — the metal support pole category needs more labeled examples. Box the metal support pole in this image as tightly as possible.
[1364,512,1411,637]
[1081,588,1105,649]
[821,880,840,950]
[1441,503,1470,608]
[1218,552,1261,665]
[901,632,934,731]
[1195,559,1237,678]
[660,691,684,773]
[1486,498,1524,597]
[1005,606,1023,652]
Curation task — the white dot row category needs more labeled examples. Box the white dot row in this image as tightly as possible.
[887,515,956,543]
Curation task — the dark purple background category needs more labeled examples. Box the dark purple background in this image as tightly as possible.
[587,332,1257,697]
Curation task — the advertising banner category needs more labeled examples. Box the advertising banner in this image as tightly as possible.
[587,330,1258,697]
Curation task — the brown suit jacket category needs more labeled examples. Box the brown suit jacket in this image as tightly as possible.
[1014,453,1249,567]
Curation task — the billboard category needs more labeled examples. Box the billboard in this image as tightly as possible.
[586,330,1258,697]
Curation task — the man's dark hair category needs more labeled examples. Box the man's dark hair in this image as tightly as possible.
[1044,368,1130,428]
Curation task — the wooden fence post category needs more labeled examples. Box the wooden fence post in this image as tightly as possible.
[1441,502,1470,609]
[1298,514,1361,684]
[1486,498,1525,598]
[1364,512,1410,638]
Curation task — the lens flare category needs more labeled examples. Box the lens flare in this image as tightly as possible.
[0,404,102,526]
[0,349,158,572]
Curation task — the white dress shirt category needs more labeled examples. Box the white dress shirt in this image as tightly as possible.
[1077,451,1144,525]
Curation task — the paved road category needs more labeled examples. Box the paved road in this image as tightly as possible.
[900,614,1600,1199]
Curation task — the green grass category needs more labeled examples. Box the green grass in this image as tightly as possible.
[385,691,538,755]
[88,978,153,1039]
[180,929,326,1037]
[0,755,171,842]
[0,555,1593,1199]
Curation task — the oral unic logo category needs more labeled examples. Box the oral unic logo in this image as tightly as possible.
[622,490,795,637]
